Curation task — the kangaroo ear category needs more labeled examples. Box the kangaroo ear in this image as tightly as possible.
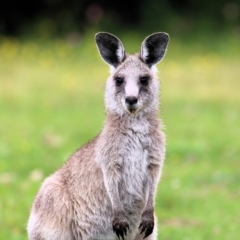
[140,32,169,67]
[95,32,125,68]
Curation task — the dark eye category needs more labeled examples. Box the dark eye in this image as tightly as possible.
[115,77,124,86]
[140,76,149,86]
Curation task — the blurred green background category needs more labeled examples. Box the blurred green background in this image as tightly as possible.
[0,1,240,239]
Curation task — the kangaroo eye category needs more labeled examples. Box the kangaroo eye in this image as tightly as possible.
[115,77,124,86]
[140,76,149,86]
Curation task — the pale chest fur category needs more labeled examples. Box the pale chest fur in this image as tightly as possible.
[118,130,151,211]
[96,115,163,212]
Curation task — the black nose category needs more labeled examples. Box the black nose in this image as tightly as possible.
[125,96,138,105]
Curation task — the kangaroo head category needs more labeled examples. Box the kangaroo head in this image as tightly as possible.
[95,32,169,116]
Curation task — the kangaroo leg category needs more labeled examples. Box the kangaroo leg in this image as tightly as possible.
[27,178,73,240]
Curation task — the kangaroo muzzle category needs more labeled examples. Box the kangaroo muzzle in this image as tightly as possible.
[125,96,138,113]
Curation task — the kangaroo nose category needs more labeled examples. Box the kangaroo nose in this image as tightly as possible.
[125,96,138,105]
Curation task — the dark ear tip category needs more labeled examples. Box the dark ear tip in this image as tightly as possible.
[95,32,100,38]
[143,32,170,46]
[160,32,169,37]
[155,32,170,42]
[155,32,169,36]
[95,32,105,42]
[95,32,118,42]
[162,32,170,41]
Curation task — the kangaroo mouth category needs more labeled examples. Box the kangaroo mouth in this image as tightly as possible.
[128,107,137,114]
[124,101,138,114]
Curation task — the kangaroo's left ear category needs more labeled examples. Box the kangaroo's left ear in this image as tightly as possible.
[140,32,169,67]
[95,32,125,68]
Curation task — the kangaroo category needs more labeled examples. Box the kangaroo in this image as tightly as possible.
[27,32,169,240]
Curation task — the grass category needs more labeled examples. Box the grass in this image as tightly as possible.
[0,30,239,240]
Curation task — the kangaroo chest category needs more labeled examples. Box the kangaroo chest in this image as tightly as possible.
[118,129,152,209]
[120,130,150,173]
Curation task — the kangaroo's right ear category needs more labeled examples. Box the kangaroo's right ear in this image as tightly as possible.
[95,32,125,68]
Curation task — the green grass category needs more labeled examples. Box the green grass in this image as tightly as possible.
[0,31,240,240]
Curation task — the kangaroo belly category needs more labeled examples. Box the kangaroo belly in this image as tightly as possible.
[120,147,149,213]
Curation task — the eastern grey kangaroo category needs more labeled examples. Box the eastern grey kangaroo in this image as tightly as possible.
[27,32,169,240]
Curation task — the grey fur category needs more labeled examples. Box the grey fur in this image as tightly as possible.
[27,32,169,240]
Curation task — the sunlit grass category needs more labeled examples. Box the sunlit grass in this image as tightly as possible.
[0,32,239,240]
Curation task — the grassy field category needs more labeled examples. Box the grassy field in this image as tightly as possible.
[0,30,240,240]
